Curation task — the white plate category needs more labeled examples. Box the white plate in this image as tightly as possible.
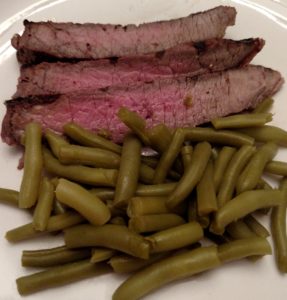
[0,0,287,299]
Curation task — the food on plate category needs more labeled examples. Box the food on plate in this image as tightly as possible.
[1,65,283,145]
[12,6,236,64]
[14,38,264,97]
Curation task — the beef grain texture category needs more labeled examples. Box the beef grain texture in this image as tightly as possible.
[12,6,236,64]
[2,65,283,145]
[15,38,264,98]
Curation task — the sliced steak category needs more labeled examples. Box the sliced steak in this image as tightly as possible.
[12,6,236,64]
[2,65,283,146]
[15,38,264,98]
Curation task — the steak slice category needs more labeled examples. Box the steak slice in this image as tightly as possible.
[2,65,283,146]
[15,38,264,98]
[12,6,236,64]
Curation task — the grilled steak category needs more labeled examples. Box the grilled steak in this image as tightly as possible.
[2,65,283,145]
[15,38,264,98]
[12,6,236,64]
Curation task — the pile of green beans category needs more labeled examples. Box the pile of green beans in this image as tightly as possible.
[1,101,287,299]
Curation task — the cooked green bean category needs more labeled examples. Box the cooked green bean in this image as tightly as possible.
[58,144,121,168]
[265,160,287,176]
[253,98,274,113]
[90,248,116,263]
[237,125,287,146]
[187,197,210,228]
[211,190,284,234]
[271,178,287,272]
[147,124,172,154]
[43,148,118,186]
[226,220,257,239]
[33,177,54,231]
[236,142,278,193]
[183,127,254,146]
[63,122,121,153]
[16,260,110,295]
[146,222,203,253]
[244,215,270,238]
[136,183,177,197]
[213,147,236,192]
[217,145,255,208]
[181,145,193,170]
[109,253,168,274]
[129,214,185,233]
[211,113,272,130]
[141,156,158,168]
[218,237,272,263]
[0,188,19,206]
[196,160,217,216]
[65,224,150,259]
[106,200,126,218]
[118,107,150,145]
[6,212,85,242]
[53,200,69,215]
[153,128,184,184]
[89,188,115,201]
[167,142,212,209]
[257,178,273,190]
[112,246,220,300]
[19,122,43,208]
[56,179,111,226]
[22,246,91,267]
[45,129,69,158]
[114,134,141,207]
[109,216,126,226]
[139,164,155,184]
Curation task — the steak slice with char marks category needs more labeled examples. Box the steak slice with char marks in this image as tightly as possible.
[15,38,264,98]
[12,6,236,64]
[2,65,283,145]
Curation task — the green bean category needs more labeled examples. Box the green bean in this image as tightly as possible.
[141,156,158,168]
[271,178,287,272]
[167,142,212,209]
[106,200,126,218]
[56,179,111,225]
[211,190,284,234]
[147,124,172,153]
[58,144,121,168]
[218,237,272,263]
[43,148,118,186]
[6,212,85,242]
[136,183,177,197]
[16,260,110,295]
[237,125,287,146]
[63,122,121,154]
[139,164,155,184]
[244,215,270,238]
[196,160,217,216]
[146,222,203,253]
[253,97,274,113]
[181,145,193,170]
[114,134,141,207]
[19,122,43,208]
[183,127,254,146]
[53,200,69,215]
[217,145,255,208]
[89,188,115,201]
[118,107,150,145]
[90,248,116,263]
[112,246,220,300]
[45,129,69,158]
[226,220,257,240]
[65,224,150,259]
[109,253,168,274]
[213,147,236,192]
[0,188,19,206]
[22,246,91,267]
[257,178,273,190]
[211,113,272,130]
[129,214,185,233]
[153,128,184,184]
[109,216,126,226]
[187,197,210,228]
[236,142,278,193]
[265,160,287,176]
[33,177,54,231]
